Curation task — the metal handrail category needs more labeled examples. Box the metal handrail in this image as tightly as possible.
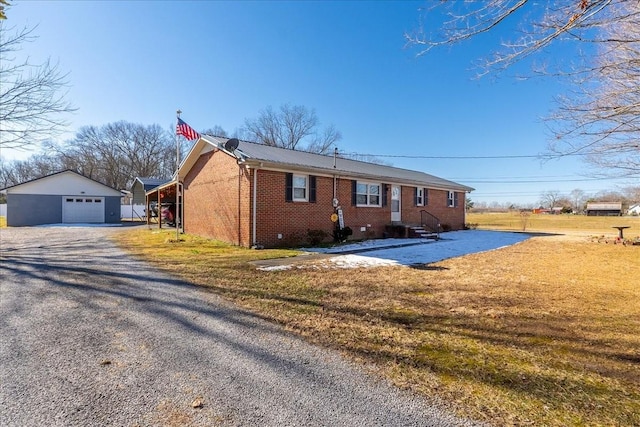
[420,210,441,239]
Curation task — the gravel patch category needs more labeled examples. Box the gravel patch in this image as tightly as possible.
[0,225,482,426]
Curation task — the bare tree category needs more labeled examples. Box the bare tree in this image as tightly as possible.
[549,4,640,175]
[406,1,640,175]
[540,190,562,209]
[622,185,640,202]
[406,1,627,74]
[569,188,586,213]
[0,152,59,188]
[201,125,228,137]
[47,122,174,190]
[242,104,342,154]
[0,23,75,148]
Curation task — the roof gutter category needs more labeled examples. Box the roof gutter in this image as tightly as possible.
[242,159,474,193]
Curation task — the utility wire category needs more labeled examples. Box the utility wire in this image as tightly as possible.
[342,152,572,160]
[341,149,638,160]
[460,177,627,184]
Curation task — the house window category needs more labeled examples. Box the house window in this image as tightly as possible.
[447,191,458,208]
[415,188,424,206]
[292,175,307,201]
[286,173,316,203]
[356,182,381,206]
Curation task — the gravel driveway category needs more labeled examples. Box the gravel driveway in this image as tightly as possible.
[0,225,479,427]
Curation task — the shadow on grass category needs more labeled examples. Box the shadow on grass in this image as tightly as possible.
[409,264,450,271]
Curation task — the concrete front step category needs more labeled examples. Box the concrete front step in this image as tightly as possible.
[408,227,439,239]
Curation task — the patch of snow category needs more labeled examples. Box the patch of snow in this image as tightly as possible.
[324,254,400,269]
[290,230,531,270]
[257,265,293,272]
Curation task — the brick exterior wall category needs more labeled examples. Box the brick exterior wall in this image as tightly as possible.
[255,171,336,247]
[182,150,251,246]
[255,173,467,247]
[183,150,467,248]
[399,187,466,231]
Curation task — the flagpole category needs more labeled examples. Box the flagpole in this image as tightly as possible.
[175,109,181,241]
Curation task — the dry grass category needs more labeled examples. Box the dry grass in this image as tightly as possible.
[116,222,640,426]
[468,211,640,238]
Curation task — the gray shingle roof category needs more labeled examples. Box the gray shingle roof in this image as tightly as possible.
[202,136,473,192]
[135,177,171,192]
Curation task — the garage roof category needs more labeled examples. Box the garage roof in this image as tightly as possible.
[0,170,121,196]
[132,177,171,192]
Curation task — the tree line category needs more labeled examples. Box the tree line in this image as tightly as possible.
[539,188,640,213]
[0,103,343,192]
[0,122,178,191]
[469,186,640,213]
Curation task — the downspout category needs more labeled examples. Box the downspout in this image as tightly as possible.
[464,191,469,226]
[333,146,337,202]
[252,164,260,247]
[238,167,242,246]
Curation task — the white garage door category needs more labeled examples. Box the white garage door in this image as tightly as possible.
[62,197,105,223]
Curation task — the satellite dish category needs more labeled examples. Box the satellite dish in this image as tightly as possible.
[224,138,239,152]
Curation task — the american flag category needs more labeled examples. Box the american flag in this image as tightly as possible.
[176,118,200,140]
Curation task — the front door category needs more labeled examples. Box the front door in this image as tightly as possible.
[391,185,401,222]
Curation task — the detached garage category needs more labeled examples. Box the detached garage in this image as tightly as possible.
[0,170,121,226]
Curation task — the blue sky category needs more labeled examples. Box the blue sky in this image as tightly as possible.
[2,0,633,205]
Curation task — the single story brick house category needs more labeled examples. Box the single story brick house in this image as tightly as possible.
[175,136,474,248]
[0,170,122,226]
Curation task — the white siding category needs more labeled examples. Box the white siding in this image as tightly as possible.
[62,197,105,223]
[6,171,120,196]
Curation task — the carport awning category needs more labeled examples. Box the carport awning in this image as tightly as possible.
[145,180,178,202]
[145,180,183,231]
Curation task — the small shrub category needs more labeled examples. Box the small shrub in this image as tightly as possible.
[366,228,377,239]
[464,223,478,230]
[519,211,531,231]
[333,226,353,242]
[441,223,452,232]
[307,229,329,246]
[281,231,306,247]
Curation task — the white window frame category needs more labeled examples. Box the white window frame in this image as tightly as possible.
[292,174,308,202]
[356,181,381,207]
[447,191,455,208]
[416,187,424,206]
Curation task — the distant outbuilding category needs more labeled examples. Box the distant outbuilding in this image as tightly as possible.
[0,170,122,226]
[585,202,622,216]
[130,177,170,205]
